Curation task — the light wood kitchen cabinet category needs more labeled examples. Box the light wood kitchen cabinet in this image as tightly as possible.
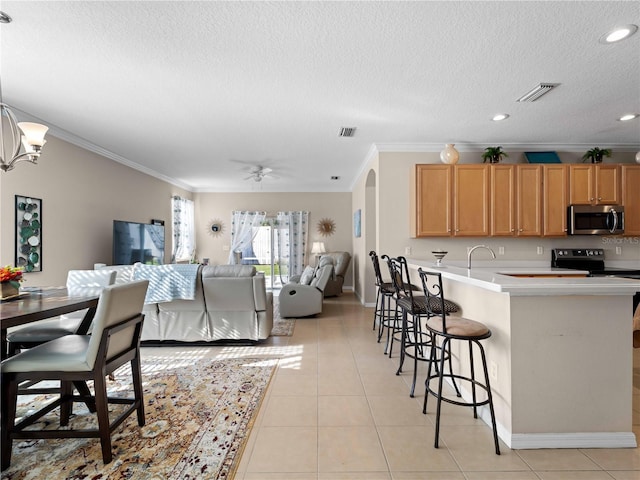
[516,164,542,236]
[542,164,569,236]
[490,165,516,236]
[490,165,541,236]
[453,165,490,236]
[410,164,452,237]
[569,164,621,205]
[622,165,640,236]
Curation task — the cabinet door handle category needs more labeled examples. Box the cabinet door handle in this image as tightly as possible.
[597,197,602,201]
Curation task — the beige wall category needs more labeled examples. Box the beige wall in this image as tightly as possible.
[195,192,353,286]
[0,135,191,286]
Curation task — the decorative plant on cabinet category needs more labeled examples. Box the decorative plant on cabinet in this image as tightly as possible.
[482,146,509,164]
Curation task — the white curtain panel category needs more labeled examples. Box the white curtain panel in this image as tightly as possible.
[276,211,309,279]
[171,196,195,263]
[228,211,266,264]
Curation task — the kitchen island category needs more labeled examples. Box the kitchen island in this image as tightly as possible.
[406,258,640,449]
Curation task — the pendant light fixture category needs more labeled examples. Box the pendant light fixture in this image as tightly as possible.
[0,11,49,172]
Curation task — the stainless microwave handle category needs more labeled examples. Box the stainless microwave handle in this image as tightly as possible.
[609,208,618,233]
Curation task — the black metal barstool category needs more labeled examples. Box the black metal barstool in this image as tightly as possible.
[385,256,462,398]
[419,268,500,455]
[369,251,396,352]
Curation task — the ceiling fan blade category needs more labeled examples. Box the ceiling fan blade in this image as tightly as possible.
[262,167,273,174]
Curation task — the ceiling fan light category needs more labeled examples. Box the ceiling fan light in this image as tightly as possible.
[18,122,49,148]
[492,113,509,121]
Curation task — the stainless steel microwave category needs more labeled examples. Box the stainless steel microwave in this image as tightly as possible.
[568,205,624,235]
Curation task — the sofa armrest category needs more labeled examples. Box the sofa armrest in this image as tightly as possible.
[278,283,323,318]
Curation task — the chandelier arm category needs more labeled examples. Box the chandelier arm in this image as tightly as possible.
[0,103,25,169]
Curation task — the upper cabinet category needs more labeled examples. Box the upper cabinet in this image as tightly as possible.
[622,165,640,236]
[569,164,621,205]
[411,164,452,237]
[411,163,629,238]
[515,165,543,236]
[453,165,490,236]
[542,164,569,236]
[490,164,542,236]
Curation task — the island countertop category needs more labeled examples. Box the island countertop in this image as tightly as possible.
[406,258,640,296]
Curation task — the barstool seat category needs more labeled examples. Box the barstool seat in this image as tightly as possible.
[427,316,489,337]
[419,268,500,455]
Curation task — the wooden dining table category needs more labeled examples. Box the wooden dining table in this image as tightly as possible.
[0,286,99,360]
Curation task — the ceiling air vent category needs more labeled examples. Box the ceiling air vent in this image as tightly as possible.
[516,83,560,102]
[339,127,357,137]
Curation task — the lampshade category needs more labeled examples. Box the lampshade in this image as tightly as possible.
[311,241,326,254]
[18,122,49,148]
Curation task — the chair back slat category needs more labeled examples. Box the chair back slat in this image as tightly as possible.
[66,269,117,296]
[85,280,149,369]
[383,255,415,303]
[418,269,448,329]
[369,251,385,287]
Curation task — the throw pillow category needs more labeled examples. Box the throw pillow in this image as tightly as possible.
[299,266,315,285]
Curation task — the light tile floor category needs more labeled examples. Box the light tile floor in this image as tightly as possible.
[228,292,640,480]
[143,292,640,479]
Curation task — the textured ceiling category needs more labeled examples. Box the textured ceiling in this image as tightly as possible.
[1,1,639,192]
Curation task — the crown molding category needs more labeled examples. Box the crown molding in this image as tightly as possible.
[9,106,195,192]
[374,142,640,152]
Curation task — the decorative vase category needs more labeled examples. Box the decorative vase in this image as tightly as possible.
[1,282,19,300]
[440,144,459,164]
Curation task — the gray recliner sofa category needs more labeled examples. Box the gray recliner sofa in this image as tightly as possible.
[100,264,273,342]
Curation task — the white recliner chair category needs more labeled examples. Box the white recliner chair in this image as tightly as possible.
[279,256,335,318]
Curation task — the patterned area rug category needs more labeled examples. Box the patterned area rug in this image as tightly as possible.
[270,298,295,336]
[2,355,277,480]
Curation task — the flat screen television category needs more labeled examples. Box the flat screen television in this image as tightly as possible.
[113,220,165,265]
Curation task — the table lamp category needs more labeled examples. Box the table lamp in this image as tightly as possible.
[311,241,326,265]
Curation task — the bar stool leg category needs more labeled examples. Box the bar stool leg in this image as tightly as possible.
[373,286,382,331]
[476,339,501,455]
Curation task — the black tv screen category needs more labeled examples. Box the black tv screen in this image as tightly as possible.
[113,220,165,265]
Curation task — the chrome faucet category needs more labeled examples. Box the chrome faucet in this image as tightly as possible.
[467,245,496,269]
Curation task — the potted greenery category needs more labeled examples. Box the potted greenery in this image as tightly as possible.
[582,147,611,163]
[482,146,508,164]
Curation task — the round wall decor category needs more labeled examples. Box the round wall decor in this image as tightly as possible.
[317,218,336,236]
[207,219,224,237]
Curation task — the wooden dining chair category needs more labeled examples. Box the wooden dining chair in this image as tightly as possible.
[1,280,149,470]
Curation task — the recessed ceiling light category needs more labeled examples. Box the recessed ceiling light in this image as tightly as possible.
[600,24,638,44]
[619,114,639,121]
[492,114,509,121]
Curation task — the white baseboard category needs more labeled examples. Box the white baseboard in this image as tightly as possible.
[443,378,637,449]
[509,432,637,449]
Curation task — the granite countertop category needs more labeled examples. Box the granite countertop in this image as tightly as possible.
[406,258,640,296]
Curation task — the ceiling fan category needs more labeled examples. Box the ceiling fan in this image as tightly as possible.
[244,165,275,182]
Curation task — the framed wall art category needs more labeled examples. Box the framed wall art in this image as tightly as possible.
[15,195,42,272]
